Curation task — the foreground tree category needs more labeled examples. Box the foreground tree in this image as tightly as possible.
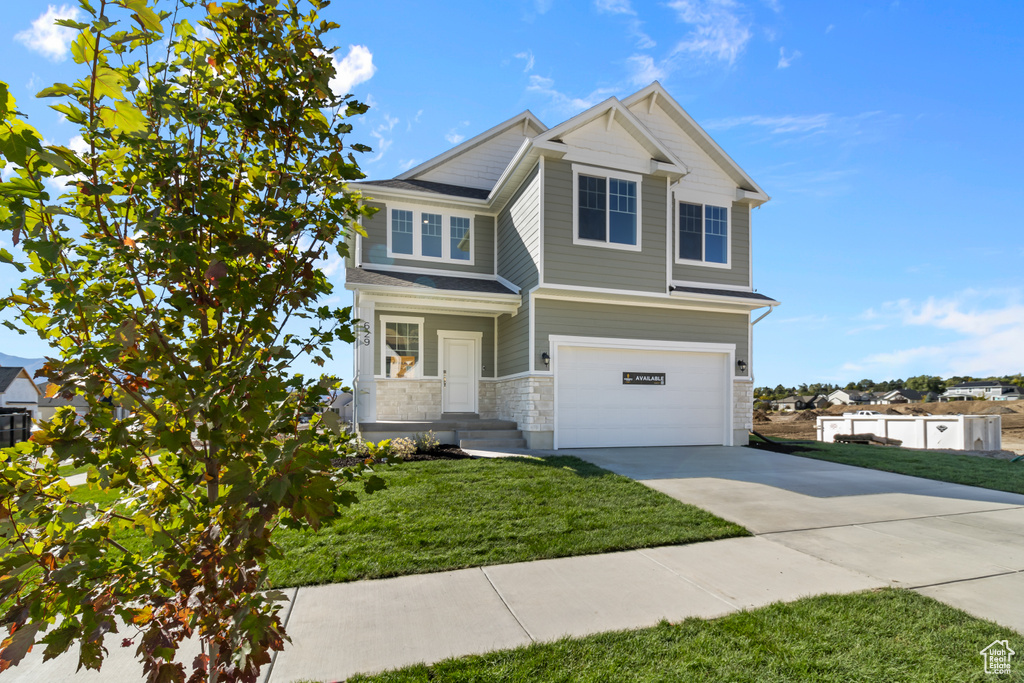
[0,1,380,680]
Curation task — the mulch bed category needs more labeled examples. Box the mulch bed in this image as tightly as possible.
[331,444,471,468]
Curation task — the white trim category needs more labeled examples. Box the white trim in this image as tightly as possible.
[538,156,546,285]
[674,195,732,269]
[548,335,735,449]
[355,215,364,268]
[670,279,752,292]
[531,284,769,312]
[664,175,672,291]
[488,138,533,202]
[386,204,477,265]
[485,370,553,382]
[528,292,536,372]
[495,274,520,294]
[352,262,497,281]
[571,163,643,252]
[493,316,498,378]
[564,150,652,177]
[379,315,425,380]
[437,330,482,413]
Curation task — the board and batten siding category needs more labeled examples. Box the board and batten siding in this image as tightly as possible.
[496,164,541,290]
[358,201,495,275]
[543,159,666,293]
[671,201,750,288]
[374,312,495,378]
[534,299,748,375]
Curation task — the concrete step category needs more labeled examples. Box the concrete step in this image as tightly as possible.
[459,438,527,450]
[457,429,524,440]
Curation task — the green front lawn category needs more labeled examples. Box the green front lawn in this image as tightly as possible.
[71,456,747,588]
[755,437,1024,495]
[267,456,747,587]
[350,589,1022,682]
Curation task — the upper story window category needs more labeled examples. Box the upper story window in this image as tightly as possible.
[388,206,474,264]
[572,164,642,251]
[677,200,729,267]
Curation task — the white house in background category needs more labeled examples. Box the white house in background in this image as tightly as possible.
[827,389,871,406]
[0,367,41,419]
[941,381,1022,401]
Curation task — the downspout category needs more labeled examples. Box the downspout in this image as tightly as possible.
[751,304,775,326]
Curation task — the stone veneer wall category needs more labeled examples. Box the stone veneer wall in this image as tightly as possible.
[733,379,754,432]
[375,379,442,421]
[491,375,554,432]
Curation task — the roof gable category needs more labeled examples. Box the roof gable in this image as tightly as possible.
[622,82,768,202]
[398,111,546,191]
[0,367,42,395]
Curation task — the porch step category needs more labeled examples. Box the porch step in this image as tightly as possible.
[459,437,528,450]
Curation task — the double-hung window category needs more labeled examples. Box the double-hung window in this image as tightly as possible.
[388,207,474,264]
[677,201,729,266]
[380,315,423,379]
[572,164,642,250]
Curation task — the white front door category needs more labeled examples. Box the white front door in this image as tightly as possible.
[441,337,477,413]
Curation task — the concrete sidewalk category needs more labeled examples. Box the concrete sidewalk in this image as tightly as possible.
[12,445,1024,681]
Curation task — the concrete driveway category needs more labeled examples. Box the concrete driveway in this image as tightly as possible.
[563,445,1024,634]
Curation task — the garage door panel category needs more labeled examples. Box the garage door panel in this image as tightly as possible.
[556,345,728,448]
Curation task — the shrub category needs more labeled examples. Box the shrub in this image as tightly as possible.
[415,430,440,453]
[391,437,417,460]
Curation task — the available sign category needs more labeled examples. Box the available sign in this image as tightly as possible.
[622,372,666,385]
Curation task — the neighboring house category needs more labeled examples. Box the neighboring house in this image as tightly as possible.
[327,392,354,423]
[941,381,1022,401]
[775,394,826,412]
[346,82,778,449]
[878,388,937,404]
[36,394,91,422]
[0,367,41,419]
[827,389,871,406]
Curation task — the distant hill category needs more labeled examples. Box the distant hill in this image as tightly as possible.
[0,353,47,376]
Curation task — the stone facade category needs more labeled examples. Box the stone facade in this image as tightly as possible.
[478,380,498,419]
[375,379,442,421]
[733,379,754,431]
[491,374,554,432]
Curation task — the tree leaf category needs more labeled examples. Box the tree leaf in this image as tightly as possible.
[0,621,41,671]
[98,100,147,134]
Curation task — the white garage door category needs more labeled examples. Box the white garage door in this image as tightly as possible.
[556,345,729,448]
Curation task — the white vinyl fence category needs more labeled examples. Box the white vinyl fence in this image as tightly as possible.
[816,414,1001,451]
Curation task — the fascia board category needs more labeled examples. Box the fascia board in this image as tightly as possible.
[397,111,547,181]
[532,286,768,314]
[355,184,491,211]
[349,282,521,305]
[623,82,768,199]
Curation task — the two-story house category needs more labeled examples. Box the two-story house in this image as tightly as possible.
[346,82,778,449]
[941,381,1022,401]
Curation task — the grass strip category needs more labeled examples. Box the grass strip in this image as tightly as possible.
[267,456,747,587]
[755,436,1024,495]
[350,589,1023,682]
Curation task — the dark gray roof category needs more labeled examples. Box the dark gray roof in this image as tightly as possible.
[951,381,1018,389]
[669,286,777,302]
[347,268,518,295]
[0,367,27,393]
[357,179,490,200]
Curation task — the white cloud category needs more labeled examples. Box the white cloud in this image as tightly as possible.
[777,47,801,68]
[68,135,89,155]
[843,289,1024,378]
[667,0,752,65]
[535,0,553,13]
[627,55,667,85]
[398,159,420,171]
[705,113,831,134]
[367,114,399,163]
[762,0,782,12]
[445,131,465,145]
[515,50,536,73]
[825,24,835,33]
[595,0,635,14]
[15,5,81,62]
[526,75,616,116]
[327,45,376,97]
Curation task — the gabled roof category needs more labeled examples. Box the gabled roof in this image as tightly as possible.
[622,82,768,201]
[358,179,490,200]
[531,97,690,176]
[0,367,41,395]
[397,110,546,182]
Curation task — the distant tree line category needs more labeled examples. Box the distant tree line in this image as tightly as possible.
[753,374,1024,402]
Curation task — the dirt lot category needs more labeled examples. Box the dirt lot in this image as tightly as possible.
[753,401,1024,455]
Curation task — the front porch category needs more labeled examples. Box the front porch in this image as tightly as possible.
[359,413,528,451]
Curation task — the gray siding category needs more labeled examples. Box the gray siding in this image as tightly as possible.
[375,312,496,378]
[360,201,495,275]
[496,164,541,290]
[672,201,750,288]
[496,300,530,376]
[543,159,666,293]
[534,299,748,376]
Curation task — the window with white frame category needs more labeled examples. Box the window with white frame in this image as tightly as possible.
[677,201,729,265]
[572,164,642,249]
[388,207,474,263]
[381,316,423,379]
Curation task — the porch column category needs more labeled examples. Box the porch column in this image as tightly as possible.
[354,299,376,424]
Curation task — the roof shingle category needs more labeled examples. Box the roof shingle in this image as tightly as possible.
[346,268,518,295]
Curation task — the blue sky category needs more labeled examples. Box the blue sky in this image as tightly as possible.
[2,0,1022,389]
